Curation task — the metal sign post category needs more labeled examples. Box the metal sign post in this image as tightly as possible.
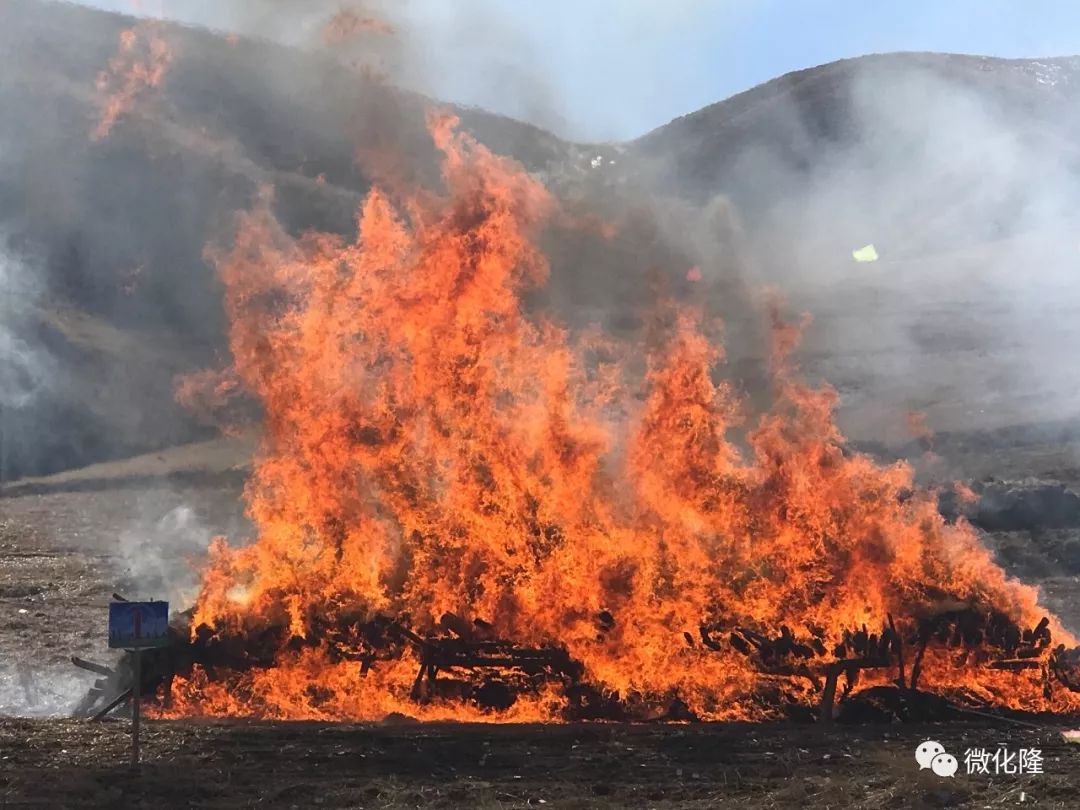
[108,600,169,768]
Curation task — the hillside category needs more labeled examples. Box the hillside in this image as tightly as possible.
[0,0,595,479]
[4,0,1080,480]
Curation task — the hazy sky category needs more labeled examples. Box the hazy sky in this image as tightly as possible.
[78,0,1080,141]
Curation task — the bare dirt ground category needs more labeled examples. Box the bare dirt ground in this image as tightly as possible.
[2,718,1079,809]
[0,444,251,718]
[2,430,1080,808]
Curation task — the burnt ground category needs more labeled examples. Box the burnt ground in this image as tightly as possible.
[2,718,1079,809]
[2,433,1080,808]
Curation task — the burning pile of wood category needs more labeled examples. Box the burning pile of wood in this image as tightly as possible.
[72,598,1080,723]
[74,600,600,720]
[699,608,1080,721]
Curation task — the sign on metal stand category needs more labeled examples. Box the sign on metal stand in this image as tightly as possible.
[108,600,169,767]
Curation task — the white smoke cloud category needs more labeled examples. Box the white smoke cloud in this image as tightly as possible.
[0,662,91,718]
[73,0,748,142]
[116,503,220,607]
[0,238,54,416]
[620,54,1080,453]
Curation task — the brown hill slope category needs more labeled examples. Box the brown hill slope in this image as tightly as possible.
[4,0,1080,479]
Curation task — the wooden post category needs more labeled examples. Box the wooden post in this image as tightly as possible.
[131,650,141,768]
[887,614,906,689]
[819,664,839,723]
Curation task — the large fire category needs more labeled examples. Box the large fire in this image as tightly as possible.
[164,112,1080,722]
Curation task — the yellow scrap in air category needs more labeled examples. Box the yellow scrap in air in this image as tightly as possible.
[852,244,879,262]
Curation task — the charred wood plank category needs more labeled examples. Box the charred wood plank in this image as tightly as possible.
[888,614,906,689]
[820,668,839,723]
[989,660,1041,673]
[91,688,132,721]
[71,657,114,678]
[818,658,894,723]
[910,637,928,692]
[1049,646,1080,693]
[699,625,723,651]
[73,688,105,718]
[439,613,474,640]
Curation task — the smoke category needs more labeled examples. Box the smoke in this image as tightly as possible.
[0,129,50,422]
[0,236,59,484]
[4,1,1078,475]
[828,59,1080,447]
[2,0,1079,719]
[0,662,91,718]
[81,0,725,143]
[621,54,1080,453]
[22,1,1080,464]
[116,500,250,608]
[130,0,573,135]
[0,241,53,412]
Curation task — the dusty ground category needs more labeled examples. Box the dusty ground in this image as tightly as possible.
[2,429,1080,808]
[0,451,250,718]
[2,718,1080,809]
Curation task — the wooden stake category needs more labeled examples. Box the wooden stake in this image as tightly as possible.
[131,650,141,768]
[819,664,839,723]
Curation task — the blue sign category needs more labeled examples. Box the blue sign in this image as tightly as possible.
[108,601,170,649]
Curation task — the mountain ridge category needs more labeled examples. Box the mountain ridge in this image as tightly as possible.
[4,0,1080,480]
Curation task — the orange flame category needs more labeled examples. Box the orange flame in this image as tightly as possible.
[92,23,172,141]
[324,7,395,45]
[168,113,1079,721]
[907,409,934,448]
